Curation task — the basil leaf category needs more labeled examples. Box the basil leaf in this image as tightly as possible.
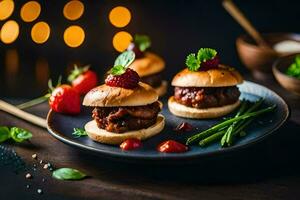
[114,50,135,68]
[72,128,88,138]
[134,34,151,52]
[10,127,32,142]
[110,65,126,76]
[0,126,10,143]
[52,168,87,180]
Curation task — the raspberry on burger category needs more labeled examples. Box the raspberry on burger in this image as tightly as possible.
[105,50,140,89]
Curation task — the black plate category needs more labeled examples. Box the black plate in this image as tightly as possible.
[47,81,289,163]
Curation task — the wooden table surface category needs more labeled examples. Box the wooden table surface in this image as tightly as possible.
[1,75,300,200]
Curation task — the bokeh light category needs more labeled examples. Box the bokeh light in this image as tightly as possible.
[0,0,14,21]
[113,31,132,52]
[0,20,19,44]
[64,25,85,48]
[20,1,41,22]
[63,0,84,21]
[109,6,131,28]
[31,21,50,44]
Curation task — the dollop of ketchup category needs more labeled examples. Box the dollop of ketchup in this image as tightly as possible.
[175,122,193,132]
[157,140,188,153]
[120,138,142,150]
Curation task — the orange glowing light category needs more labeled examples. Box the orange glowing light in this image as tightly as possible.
[31,21,50,44]
[0,0,14,21]
[63,0,84,21]
[64,25,85,48]
[109,6,131,28]
[0,20,19,44]
[20,1,41,22]
[113,31,132,52]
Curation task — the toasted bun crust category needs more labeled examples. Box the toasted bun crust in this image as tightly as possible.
[83,82,158,107]
[168,96,240,119]
[129,52,165,77]
[171,65,243,87]
[85,114,165,145]
[154,80,168,97]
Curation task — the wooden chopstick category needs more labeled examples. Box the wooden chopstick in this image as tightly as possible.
[0,100,47,129]
[222,0,271,48]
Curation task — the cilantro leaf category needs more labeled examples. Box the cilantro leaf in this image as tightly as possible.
[72,128,88,138]
[134,34,151,52]
[197,48,217,62]
[186,53,201,71]
[114,50,135,68]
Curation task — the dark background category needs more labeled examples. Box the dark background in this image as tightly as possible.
[1,0,300,98]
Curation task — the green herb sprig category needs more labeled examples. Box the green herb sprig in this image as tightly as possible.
[134,34,151,52]
[109,50,135,76]
[52,168,87,180]
[0,126,32,143]
[72,128,87,138]
[186,48,217,71]
[286,55,300,79]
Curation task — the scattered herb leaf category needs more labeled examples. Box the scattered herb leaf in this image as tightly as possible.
[286,55,300,79]
[52,168,87,180]
[134,34,151,52]
[0,127,10,143]
[72,128,88,138]
[0,126,32,143]
[10,127,32,142]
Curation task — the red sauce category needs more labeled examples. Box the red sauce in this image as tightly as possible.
[175,122,193,132]
[120,138,142,150]
[157,140,188,153]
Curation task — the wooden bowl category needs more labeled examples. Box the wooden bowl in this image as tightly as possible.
[273,53,300,95]
[236,33,300,73]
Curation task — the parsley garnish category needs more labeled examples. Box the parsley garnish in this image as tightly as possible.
[110,50,135,76]
[186,48,218,71]
[286,55,300,79]
[134,34,151,52]
[72,128,88,138]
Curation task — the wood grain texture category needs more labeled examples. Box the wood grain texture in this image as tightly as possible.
[1,76,300,200]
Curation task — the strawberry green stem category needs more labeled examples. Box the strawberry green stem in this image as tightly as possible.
[17,93,51,110]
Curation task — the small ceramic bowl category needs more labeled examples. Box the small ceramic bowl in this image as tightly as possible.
[273,53,300,95]
[236,33,300,73]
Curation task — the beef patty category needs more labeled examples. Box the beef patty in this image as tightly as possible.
[92,102,161,133]
[174,86,240,109]
[141,73,162,88]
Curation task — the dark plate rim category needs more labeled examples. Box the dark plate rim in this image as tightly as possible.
[46,81,290,161]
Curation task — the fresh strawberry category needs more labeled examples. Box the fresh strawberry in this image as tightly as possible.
[105,68,140,89]
[49,85,81,114]
[68,65,98,95]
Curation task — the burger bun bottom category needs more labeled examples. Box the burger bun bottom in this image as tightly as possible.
[168,96,240,119]
[85,114,165,145]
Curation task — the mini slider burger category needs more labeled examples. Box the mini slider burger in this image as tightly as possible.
[83,51,165,145]
[127,34,167,96]
[168,48,243,119]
